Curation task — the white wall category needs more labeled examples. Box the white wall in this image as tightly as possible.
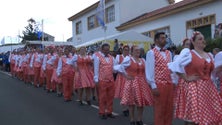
[119,0,169,24]
[0,45,25,53]
[72,0,121,45]
[126,0,222,45]
[71,0,169,45]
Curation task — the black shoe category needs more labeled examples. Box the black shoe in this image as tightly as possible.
[51,90,56,93]
[123,109,129,117]
[130,121,136,125]
[78,100,83,105]
[136,121,143,125]
[100,114,107,120]
[86,101,91,105]
[107,114,115,118]
[57,93,62,97]
[64,99,72,102]
[92,96,96,101]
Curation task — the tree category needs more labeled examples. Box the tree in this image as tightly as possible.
[20,18,41,44]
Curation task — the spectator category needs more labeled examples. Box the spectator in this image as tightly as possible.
[113,39,119,53]
[212,48,221,57]
[117,43,123,55]
[139,48,146,60]
[0,53,3,70]
[3,52,10,72]
[218,23,222,37]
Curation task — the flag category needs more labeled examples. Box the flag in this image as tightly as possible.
[35,20,43,40]
[96,0,105,29]
[37,31,42,39]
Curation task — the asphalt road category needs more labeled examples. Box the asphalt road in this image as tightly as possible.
[0,71,183,125]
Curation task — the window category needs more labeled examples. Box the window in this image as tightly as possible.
[88,15,98,30]
[186,14,215,29]
[76,21,82,34]
[106,5,115,23]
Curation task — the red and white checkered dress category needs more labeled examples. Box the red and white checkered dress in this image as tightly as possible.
[51,55,62,84]
[120,57,153,107]
[74,55,95,89]
[114,55,126,99]
[174,51,222,125]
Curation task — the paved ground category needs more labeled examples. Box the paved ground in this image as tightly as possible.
[0,71,183,125]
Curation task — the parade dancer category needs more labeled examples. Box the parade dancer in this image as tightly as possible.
[57,46,75,102]
[168,31,222,125]
[115,45,153,125]
[70,47,95,105]
[145,32,176,125]
[114,45,130,116]
[94,43,115,119]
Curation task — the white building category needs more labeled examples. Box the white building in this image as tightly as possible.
[116,0,222,45]
[68,0,172,46]
[1,36,21,45]
[68,0,222,48]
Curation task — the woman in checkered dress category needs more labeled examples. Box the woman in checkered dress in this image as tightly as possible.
[115,45,153,125]
[168,31,222,125]
[114,45,130,116]
[72,47,95,105]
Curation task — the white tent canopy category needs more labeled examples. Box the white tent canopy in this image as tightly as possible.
[75,30,153,48]
[27,41,75,46]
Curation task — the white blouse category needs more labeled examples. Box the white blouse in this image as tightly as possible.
[214,51,222,68]
[168,48,212,74]
[114,56,144,75]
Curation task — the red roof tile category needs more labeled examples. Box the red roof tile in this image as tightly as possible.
[117,0,212,30]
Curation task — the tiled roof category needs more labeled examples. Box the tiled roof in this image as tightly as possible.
[116,0,214,30]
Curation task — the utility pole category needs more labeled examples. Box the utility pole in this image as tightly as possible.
[42,19,44,41]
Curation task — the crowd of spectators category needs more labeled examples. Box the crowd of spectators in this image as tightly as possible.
[0,51,10,72]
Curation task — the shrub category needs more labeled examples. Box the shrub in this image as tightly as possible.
[204,37,222,52]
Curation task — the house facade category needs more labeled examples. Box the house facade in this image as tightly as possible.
[68,0,222,47]
[117,0,222,45]
[68,0,171,46]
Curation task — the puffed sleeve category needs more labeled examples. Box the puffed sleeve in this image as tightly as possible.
[47,55,56,64]
[114,56,131,75]
[168,48,192,73]
[67,54,78,65]
[114,55,120,65]
[30,55,34,68]
[93,56,99,83]
[214,52,222,68]
[42,55,47,71]
[212,52,222,79]
[56,58,62,76]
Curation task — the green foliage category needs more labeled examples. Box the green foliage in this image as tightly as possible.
[204,37,222,52]
[20,18,40,44]
[175,37,222,53]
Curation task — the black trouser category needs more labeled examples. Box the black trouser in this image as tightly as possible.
[5,63,10,72]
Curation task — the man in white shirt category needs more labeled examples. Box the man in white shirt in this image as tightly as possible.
[145,32,175,125]
[94,43,115,119]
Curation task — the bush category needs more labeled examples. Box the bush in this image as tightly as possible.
[204,37,222,52]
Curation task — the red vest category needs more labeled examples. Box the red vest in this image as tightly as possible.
[185,51,214,80]
[61,56,74,76]
[153,48,172,84]
[97,53,114,82]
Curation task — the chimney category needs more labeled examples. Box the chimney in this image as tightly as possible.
[168,0,175,4]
